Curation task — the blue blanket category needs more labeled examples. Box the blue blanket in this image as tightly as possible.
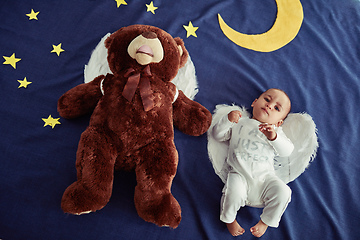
[1,1,359,239]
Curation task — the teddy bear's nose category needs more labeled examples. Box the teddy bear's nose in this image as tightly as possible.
[142,31,157,39]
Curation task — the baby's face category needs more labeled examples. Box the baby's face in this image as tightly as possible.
[252,89,291,126]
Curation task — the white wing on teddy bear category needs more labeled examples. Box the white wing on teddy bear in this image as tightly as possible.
[207,104,318,184]
[84,33,199,100]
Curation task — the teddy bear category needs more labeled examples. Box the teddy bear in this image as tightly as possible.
[58,24,212,228]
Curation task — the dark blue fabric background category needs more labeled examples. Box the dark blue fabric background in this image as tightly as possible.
[1,0,359,239]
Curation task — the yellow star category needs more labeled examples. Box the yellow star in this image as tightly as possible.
[42,115,61,129]
[26,9,39,20]
[183,21,198,38]
[3,53,21,69]
[51,43,65,56]
[18,77,32,88]
[146,1,158,14]
[115,0,127,8]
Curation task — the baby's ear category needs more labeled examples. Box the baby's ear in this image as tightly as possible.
[251,99,258,107]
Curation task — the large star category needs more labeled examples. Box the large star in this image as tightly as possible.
[3,53,21,69]
[183,21,198,38]
[51,43,65,56]
[18,77,32,88]
[115,0,127,8]
[42,115,61,129]
[26,9,39,20]
[146,1,158,14]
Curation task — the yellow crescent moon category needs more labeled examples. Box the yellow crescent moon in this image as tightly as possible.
[218,0,304,52]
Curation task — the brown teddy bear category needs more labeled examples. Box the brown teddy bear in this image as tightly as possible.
[58,24,212,228]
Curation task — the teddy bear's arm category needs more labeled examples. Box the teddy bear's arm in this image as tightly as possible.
[58,75,104,119]
[173,90,212,136]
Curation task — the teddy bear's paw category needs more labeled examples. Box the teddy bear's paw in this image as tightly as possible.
[61,181,110,215]
[156,194,182,228]
[135,192,182,228]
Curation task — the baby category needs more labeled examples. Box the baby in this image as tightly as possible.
[213,88,294,237]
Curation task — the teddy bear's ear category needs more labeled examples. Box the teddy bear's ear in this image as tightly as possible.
[105,35,114,49]
[174,37,189,68]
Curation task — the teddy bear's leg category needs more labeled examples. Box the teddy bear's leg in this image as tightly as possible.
[61,127,116,214]
[134,140,181,228]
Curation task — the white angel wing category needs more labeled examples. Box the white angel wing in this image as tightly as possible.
[84,33,112,84]
[83,33,198,100]
[171,55,198,100]
[207,104,250,183]
[274,113,318,183]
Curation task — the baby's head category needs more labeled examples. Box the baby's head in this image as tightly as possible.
[251,88,291,127]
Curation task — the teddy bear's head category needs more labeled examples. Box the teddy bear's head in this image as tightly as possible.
[105,25,189,82]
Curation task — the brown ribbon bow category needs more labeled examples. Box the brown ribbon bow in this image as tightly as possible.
[122,65,154,111]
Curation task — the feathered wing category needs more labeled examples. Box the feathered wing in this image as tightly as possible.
[83,33,199,100]
[207,105,318,184]
[171,55,198,100]
[207,104,250,183]
[274,113,318,183]
[84,33,112,84]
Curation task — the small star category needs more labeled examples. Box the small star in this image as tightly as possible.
[51,43,65,56]
[183,21,198,38]
[146,1,158,14]
[18,77,32,88]
[42,115,61,129]
[3,53,21,69]
[115,0,127,8]
[26,9,39,20]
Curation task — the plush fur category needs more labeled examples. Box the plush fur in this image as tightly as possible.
[58,25,212,228]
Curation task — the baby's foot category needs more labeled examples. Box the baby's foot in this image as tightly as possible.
[226,220,245,236]
[250,220,268,238]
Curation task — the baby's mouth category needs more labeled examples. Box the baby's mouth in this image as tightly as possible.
[261,108,269,115]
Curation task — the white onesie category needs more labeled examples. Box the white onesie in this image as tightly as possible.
[213,115,294,228]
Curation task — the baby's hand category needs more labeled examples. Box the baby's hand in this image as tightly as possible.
[228,110,242,123]
[259,123,277,141]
